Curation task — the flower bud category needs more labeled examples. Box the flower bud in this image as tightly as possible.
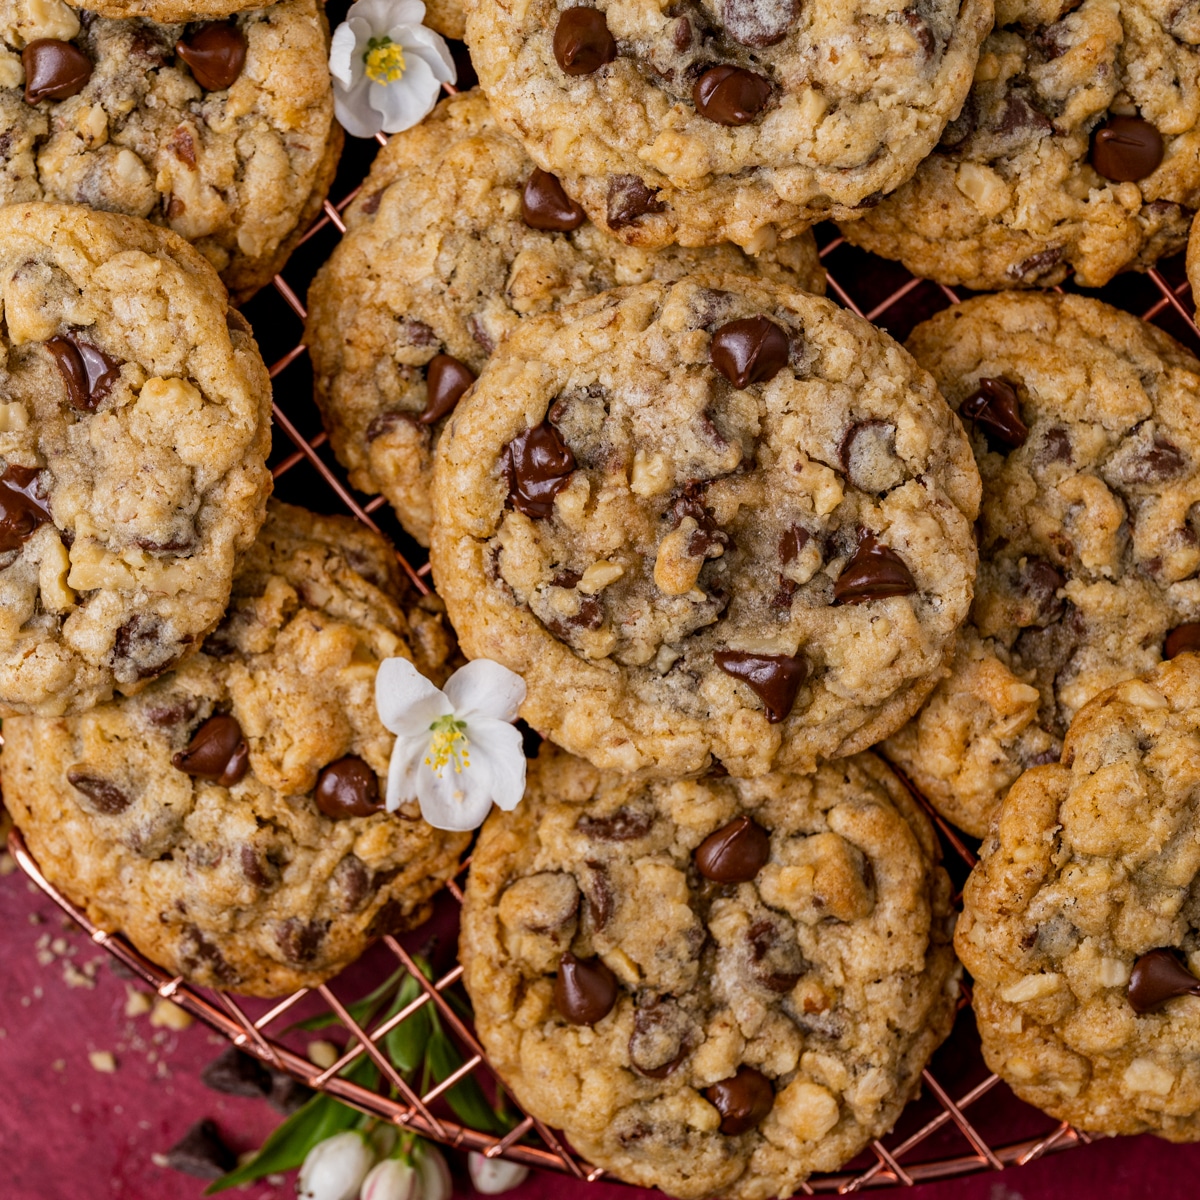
[361,1156,417,1200]
[468,1151,530,1194]
[414,1143,453,1200]
[296,1130,375,1200]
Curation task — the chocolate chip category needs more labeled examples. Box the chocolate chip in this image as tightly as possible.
[22,40,92,104]
[1123,437,1187,484]
[111,615,174,680]
[606,175,666,228]
[176,22,248,91]
[1165,623,1200,659]
[315,756,383,819]
[710,316,789,388]
[552,7,616,76]
[779,525,810,564]
[693,65,772,126]
[419,354,475,424]
[163,1119,237,1180]
[721,0,798,47]
[960,378,1028,453]
[240,845,280,890]
[1007,246,1063,284]
[713,650,808,723]
[180,924,237,984]
[704,1066,775,1135]
[1091,115,1164,183]
[51,335,120,409]
[576,808,653,841]
[0,464,51,553]
[694,816,771,883]
[554,951,618,1025]
[582,861,612,930]
[629,1001,692,1078]
[521,169,587,231]
[331,854,372,913]
[996,95,1053,137]
[504,421,576,519]
[171,715,249,787]
[669,484,728,555]
[1017,559,1066,628]
[748,918,804,992]
[366,898,409,939]
[902,7,936,56]
[397,318,436,347]
[1039,426,1073,465]
[275,917,328,965]
[832,534,916,604]
[201,1046,273,1099]
[1127,948,1200,1014]
[66,769,130,815]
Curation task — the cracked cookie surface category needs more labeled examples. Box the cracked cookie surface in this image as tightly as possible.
[464,0,992,248]
[884,293,1200,837]
[1,0,339,302]
[1,501,469,997]
[430,274,980,778]
[841,0,1200,289]
[461,744,959,1200]
[305,90,824,548]
[0,202,273,716]
[957,654,1200,1139]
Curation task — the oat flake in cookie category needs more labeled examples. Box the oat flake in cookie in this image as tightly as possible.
[0,203,273,716]
[305,90,824,549]
[461,744,959,1199]
[0,0,340,302]
[842,0,1200,290]
[958,655,1200,1139]
[464,0,993,249]
[430,275,980,778]
[884,293,1200,837]
[1,502,468,997]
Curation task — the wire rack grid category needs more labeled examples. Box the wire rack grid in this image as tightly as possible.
[10,50,1200,1195]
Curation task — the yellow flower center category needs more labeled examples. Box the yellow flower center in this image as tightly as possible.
[426,715,469,777]
[364,36,406,84]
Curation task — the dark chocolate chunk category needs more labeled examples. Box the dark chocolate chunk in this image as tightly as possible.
[694,816,771,883]
[748,918,804,992]
[22,40,92,104]
[0,464,52,553]
[239,844,280,890]
[713,650,808,723]
[1039,426,1073,465]
[693,65,772,126]
[778,525,810,564]
[960,378,1028,453]
[275,917,328,965]
[996,95,1053,137]
[629,1001,692,1078]
[710,316,789,388]
[111,615,175,680]
[576,808,653,841]
[554,951,618,1025]
[606,175,666,228]
[504,421,576,519]
[180,923,237,984]
[1165,623,1200,659]
[1007,246,1063,284]
[832,534,916,604]
[201,1046,273,1099]
[552,7,616,76]
[1091,115,1164,183]
[522,168,587,231]
[315,756,383,819]
[1017,559,1066,628]
[420,354,475,424]
[163,1118,237,1180]
[66,769,130,815]
[902,7,936,56]
[721,0,798,47]
[704,1066,775,1135]
[1127,948,1200,1014]
[176,22,248,92]
[331,853,372,912]
[171,715,249,787]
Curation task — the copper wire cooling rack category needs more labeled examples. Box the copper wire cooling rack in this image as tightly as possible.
[10,52,1200,1191]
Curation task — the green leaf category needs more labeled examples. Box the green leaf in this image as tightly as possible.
[289,966,407,1033]
[383,973,433,1074]
[428,1026,507,1135]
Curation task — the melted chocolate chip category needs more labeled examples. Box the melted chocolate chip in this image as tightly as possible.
[710,316,789,388]
[1091,115,1164,183]
[1017,559,1066,628]
[522,169,587,231]
[176,22,248,91]
[67,769,130,815]
[606,175,666,228]
[748,919,803,991]
[0,464,51,553]
[315,756,383,819]
[504,421,577,519]
[1165,623,1200,659]
[629,1002,692,1078]
[1007,246,1063,284]
[833,534,916,604]
[171,715,249,787]
[779,525,810,564]
[694,816,771,883]
[552,7,616,76]
[22,40,92,104]
[240,844,280,890]
[276,917,328,965]
[1127,948,1200,1014]
[554,951,618,1025]
[576,808,653,841]
[420,354,475,424]
[960,378,1028,453]
[1126,437,1187,483]
[1039,426,1073,465]
[713,650,808,723]
[693,65,772,126]
[705,1066,775,1135]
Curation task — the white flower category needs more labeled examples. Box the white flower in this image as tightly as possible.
[413,1144,453,1200]
[360,1157,416,1200]
[297,1131,375,1200]
[468,1152,530,1194]
[376,657,527,831]
[329,0,456,138]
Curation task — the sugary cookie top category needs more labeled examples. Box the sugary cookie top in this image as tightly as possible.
[884,293,1200,835]
[842,0,1200,289]
[465,0,993,247]
[0,501,467,997]
[0,0,338,300]
[462,746,958,1200]
[305,90,824,548]
[432,274,980,778]
[0,202,272,715]
[957,654,1200,1139]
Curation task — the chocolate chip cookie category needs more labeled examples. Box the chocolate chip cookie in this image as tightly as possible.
[883,293,1200,837]
[958,654,1200,1138]
[305,90,824,548]
[841,0,1200,290]
[430,275,981,778]
[1,501,468,996]
[461,744,959,1198]
[0,202,274,716]
[1,0,340,302]
[464,0,993,249]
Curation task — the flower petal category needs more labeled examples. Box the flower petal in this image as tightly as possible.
[464,717,527,812]
[328,21,362,89]
[399,24,456,83]
[369,54,440,134]
[444,658,527,723]
[415,755,496,831]
[334,80,386,138]
[384,732,426,812]
[375,656,450,734]
[348,0,425,32]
